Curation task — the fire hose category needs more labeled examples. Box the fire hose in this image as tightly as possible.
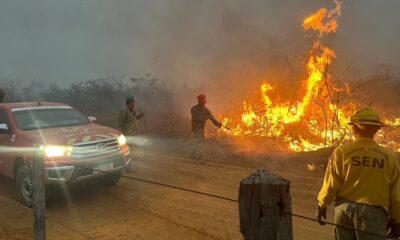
[222,125,231,131]
[184,124,231,142]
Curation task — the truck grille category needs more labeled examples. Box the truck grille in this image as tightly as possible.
[71,138,120,159]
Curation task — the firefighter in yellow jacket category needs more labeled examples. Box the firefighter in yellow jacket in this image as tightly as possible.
[317,108,400,239]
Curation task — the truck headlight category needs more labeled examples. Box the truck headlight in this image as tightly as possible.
[118,135,127,146]
[44,146,72,158]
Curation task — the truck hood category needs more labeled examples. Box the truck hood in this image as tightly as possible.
[22,123,121,146]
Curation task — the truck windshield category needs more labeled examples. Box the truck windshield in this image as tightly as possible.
[13,108,90,130]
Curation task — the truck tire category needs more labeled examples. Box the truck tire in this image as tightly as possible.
[16,165,51,208]
[16,165,33,207]
[101,174,121,186]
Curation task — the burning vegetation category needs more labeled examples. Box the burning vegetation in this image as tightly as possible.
[0,1,399,153]
[220,0,400,152]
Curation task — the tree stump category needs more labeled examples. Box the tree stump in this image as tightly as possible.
[239,169,292,240]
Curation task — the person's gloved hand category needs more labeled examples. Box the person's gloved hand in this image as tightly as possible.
[316,204,327,226]
[388,218,400,238]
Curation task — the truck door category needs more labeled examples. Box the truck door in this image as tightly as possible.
[0,109,12,177]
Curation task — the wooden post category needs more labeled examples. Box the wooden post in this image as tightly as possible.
[33,149,46,240]
[239,169,292,240]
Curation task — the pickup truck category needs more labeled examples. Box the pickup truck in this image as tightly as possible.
[0,102,131,207]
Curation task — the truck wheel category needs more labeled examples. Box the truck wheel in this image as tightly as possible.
[16,165,33,208]
[101,174,121,186]
[15,165,51,208]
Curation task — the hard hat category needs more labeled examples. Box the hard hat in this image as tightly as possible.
[126,95,136,103]
[197,94,207,103]
[348,107,385,128]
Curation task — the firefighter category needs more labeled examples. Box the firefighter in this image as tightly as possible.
[118,95,144,172]
[316,107,400,239]
[190,94,222,162]
[0,89,5,103]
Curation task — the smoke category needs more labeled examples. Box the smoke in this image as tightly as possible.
[140,0,400,112]
[147,0,315,111]
[0,0,399,115]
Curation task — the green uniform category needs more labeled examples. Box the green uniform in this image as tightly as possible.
[318,137,400,239]
[118,107,143,136]
[118,107,143,171]
[190,104,221,160]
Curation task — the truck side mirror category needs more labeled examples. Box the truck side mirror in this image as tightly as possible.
[88,117,97,122]
[0,123,9,134]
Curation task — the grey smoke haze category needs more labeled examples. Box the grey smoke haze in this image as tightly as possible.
[0,0,399,103]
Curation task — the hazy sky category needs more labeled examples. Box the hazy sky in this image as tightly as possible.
[0,0,399,86]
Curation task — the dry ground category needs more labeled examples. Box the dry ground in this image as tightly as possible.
[0,137,334,240]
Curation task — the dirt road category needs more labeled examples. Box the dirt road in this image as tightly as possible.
[0,138,333,239]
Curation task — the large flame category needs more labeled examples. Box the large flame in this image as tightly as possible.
[302,0,342,35]
[220,0,400,152]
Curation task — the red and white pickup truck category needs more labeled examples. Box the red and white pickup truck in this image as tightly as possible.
[0,102,131,207]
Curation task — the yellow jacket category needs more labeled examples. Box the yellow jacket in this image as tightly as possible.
[318,137,400,221]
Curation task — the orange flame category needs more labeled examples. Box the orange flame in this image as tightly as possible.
[221,0,349,151]
[302,0,342,35]
[220,0,400,152]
